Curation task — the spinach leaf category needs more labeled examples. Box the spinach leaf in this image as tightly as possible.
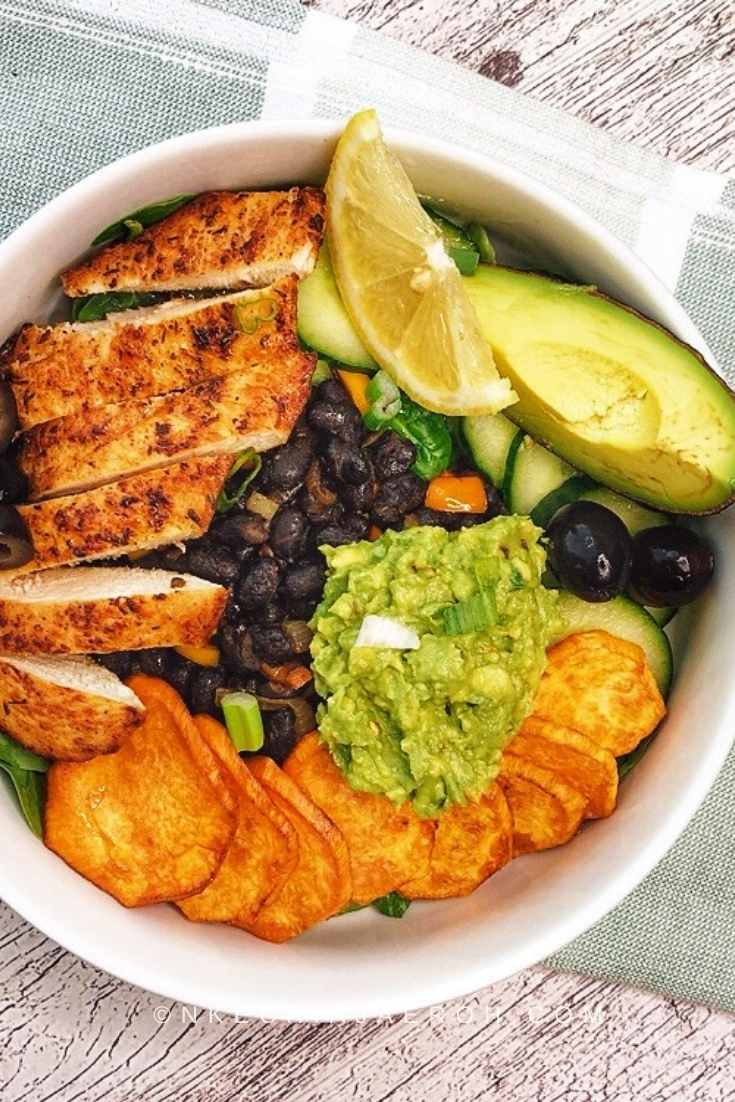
[0,764,45,837]
[389,395,453,480]
[0,730,48,773]
[71,291,156,323]
[215,449,262,513]
[92,194,195,246]
[372,891,411,919]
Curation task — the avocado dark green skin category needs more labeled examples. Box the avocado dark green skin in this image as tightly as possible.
[465,265,735,516]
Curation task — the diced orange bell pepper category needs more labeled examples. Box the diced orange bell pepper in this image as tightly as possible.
[337,369,370,414]
[425,473,488,514]
[261,662,314,690]
[175,643,221,667]
[368,525,383,540]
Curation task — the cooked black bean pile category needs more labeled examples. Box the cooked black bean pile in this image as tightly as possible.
[98,373,503,762]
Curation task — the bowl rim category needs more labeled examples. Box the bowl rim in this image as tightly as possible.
[0,117,732,1022]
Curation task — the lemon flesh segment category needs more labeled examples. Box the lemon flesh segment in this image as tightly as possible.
[326,109,516,417]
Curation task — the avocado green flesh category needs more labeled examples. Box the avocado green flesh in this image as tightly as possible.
[465,266,735,513]
[310,519,560,818]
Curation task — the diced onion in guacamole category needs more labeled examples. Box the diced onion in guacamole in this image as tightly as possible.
[310,517,561,818]
[354,615,420,650]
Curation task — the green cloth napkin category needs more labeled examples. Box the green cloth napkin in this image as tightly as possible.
[2,0,735,1012]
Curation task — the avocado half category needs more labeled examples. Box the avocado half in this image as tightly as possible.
[464,265,735,514]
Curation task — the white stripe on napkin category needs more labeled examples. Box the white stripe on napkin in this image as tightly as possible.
[261,10,357,122]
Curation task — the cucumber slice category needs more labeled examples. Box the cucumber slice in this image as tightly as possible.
[554,592,673,697]
[297,243,377,371]
[508,437,574,517]
[579,486,671,536]
[647,604,677,627]
[502,429,524,504]
[530,473,597,528]
[462,413,519,487]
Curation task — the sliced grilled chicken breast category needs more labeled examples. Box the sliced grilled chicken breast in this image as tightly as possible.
[8,278,298,429]
[0,655,143,760]
[20,352,312,500]
[11,457,230,575]
[61,188,325,297]
[0,567,227,655]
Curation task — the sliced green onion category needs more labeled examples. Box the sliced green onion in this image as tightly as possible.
[373,891,411,918]
[467,223,496,264]
[221,692,264,752]
[441,589,497,635]
[234,296,278,334]
[311,358,333,386]
[216,449,262,513]
[364,370,401,429]
[123,218,144,240]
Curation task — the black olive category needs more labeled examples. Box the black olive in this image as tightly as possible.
[219,621,261,674]
[0,505,32,569]
[371,473,426,528]
[0,453,28,504]
[281,560,326,602]
[630,524,714,607]
[97,652,134,680]
[308,400,363,441]
[325,438,372,485]
[270,506,310,563]
[0,383,18,454]
[189,666,227,716]
[186,543,241,586]
[249,623,295,665]
[236,557,281,608]
[212,512,268,548]
[166,654,195,697]
[259,708,298,765]
[261,433,315,493]
[547,501,633,602]
[137,647,171,678]
[370,431,417,480]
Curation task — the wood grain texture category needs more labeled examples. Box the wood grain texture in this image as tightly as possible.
[2,1,735,1098]
[310,0,735,171]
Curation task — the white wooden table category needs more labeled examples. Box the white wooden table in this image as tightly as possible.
[2,2,734,1098]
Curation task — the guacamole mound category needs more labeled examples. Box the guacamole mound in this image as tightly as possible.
[310,517,560,818]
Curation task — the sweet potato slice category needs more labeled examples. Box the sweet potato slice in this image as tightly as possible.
[508,716,618,819]
[530,631,666,757]
[498,755,587,856]
[44,676,235,906]
[284,732,433,905]
[244,756,351,942]
[178,717,298,926]
[401,783,512,900]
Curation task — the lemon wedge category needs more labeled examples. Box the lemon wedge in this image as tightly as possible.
[325,109,516,416]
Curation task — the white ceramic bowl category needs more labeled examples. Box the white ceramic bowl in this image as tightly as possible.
[1,121,733,1023]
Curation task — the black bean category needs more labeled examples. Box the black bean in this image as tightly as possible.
[316,514,370,546]
[226,672,260,694]
[212,512,267,549]
[315,376,352,406]
[340,478,377,512]
[251,600,286,625]
[137,647,170,678]
[249,623,295,665]
[285,595,320,622]
[261,433,315,493]
[131,552,161,570]
[270,506,310,563]
[281,560,326,602]
[325,438,372,485]
[186,543,241,586]
[166,654,194,698]
[236,557,281,608]
[259,709,298,765]
[97,652,133,680]
[371,473,426,528]
[157,543,190,571]
[189,666,227,716]
[371,431,417,480]
[308,400,363,441]
[219,621,261,674]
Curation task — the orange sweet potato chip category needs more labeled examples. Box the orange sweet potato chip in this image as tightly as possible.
[284,732,434,905]
[44,676,235,907]
[508,716,618,819]
[178,716,298,927]
[530,630,666,756]
[243,756,352,942]
[401,783,512,900]
[498,755,587,856]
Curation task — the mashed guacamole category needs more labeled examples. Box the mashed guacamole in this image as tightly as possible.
[310,517,560,817]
